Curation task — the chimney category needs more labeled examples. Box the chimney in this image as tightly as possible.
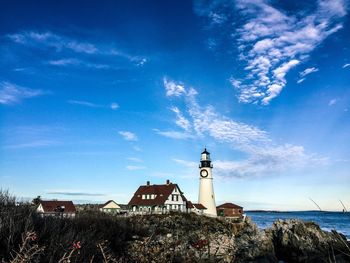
[146,181,150,186]
[166,179,170,185]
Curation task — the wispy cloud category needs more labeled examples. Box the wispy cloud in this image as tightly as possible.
[127,157,143,162]
[67,100,119,110]
[8,31,98,54]
[0,81,45,105]
[4,140,59,149]
[126,165,146,171]
[172,158,197,168]
[119,131,138,141]
[110,102,119,110]
[153,129,194,140]
[300,67,319,78]
[297,67,319,83]
[161,78,328,178]
[47,191,105,196]
[329,98,338,106]
[133,146,142,152]
[164,78,186,97]
[171,106,191,131]
[67,100,103,108]
[48,58,110,69]
[195,0,347,105]
[2,125,65,149]
[343,63,350,68]
[7,30,147,67]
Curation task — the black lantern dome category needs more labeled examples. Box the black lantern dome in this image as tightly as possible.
[200,148,212,168]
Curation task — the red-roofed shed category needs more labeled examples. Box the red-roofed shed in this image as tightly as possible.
[37,200,76,218]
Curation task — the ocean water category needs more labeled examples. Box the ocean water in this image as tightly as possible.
[245,211,350,240]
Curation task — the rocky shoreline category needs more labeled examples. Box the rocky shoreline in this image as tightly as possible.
[126,213,350,262]
[1,203,349,262]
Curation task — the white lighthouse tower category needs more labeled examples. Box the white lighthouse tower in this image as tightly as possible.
[198,148,217,217]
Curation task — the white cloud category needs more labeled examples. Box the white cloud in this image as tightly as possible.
[7,30,146,67]
[297,78,305,84]
[127,157,143,163]
[173,159,197,168]
[153,129,193,140]
[8,31,98,54]
[48,58,81,66]
[67,100,118,110]
[126,165,146,171]
[110,102,119,110]
[0,81,45,105]
[161,79,328,178]
[67,100,103,108]
[133,146,142,152]
[343,63,350,68]
[119,131,138,141]
[195,0,347,104]
[300,67,319,78]
[4,140,59,149]
[164,78,186,97]
[48,58,110,69]
[328,99,337,106]
[171,107,191,131]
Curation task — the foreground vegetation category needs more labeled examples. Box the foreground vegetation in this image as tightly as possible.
[1,190,349,263]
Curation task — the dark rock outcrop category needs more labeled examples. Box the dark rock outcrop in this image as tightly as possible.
[234,217,277,263]
[270,219,350,263]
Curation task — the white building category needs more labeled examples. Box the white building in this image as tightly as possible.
[99,200,121,214]
[128,180,187,214]
[198,148,217,217]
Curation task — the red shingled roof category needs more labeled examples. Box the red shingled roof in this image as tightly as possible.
[186,201,194,209]
[193,203,206,210]
[186,201,206,210]
[128,183,186,206]
[39,201,76,213]
[217,202,243,209]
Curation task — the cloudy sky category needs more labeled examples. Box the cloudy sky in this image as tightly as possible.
[1,0,349,210]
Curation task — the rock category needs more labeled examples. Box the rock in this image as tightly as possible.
[271,219,350,263]
[234,217,278,263]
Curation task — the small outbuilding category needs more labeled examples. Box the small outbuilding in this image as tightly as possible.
[37,200,76,218]
[216,202,243,218]
[99,200,121,214]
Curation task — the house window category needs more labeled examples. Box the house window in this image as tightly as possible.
[142,195,145,199]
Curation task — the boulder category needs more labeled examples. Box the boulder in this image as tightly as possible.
[234,217,277,263]
[271,219,350,263]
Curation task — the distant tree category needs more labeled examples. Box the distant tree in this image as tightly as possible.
[32,195,42,206]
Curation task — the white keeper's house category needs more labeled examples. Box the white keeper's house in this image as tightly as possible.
[128,180,187,213]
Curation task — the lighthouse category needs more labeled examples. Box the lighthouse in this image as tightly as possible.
[198,148,217,217]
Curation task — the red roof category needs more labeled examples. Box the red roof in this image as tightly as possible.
[186,201,206,210]
[217,202,243,209]
[39,201,76,213]
[128,182,186,206]
[193,203,206,210]
[186,201,194,209]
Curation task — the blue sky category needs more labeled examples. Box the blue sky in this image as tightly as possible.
[0,0,349,210]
